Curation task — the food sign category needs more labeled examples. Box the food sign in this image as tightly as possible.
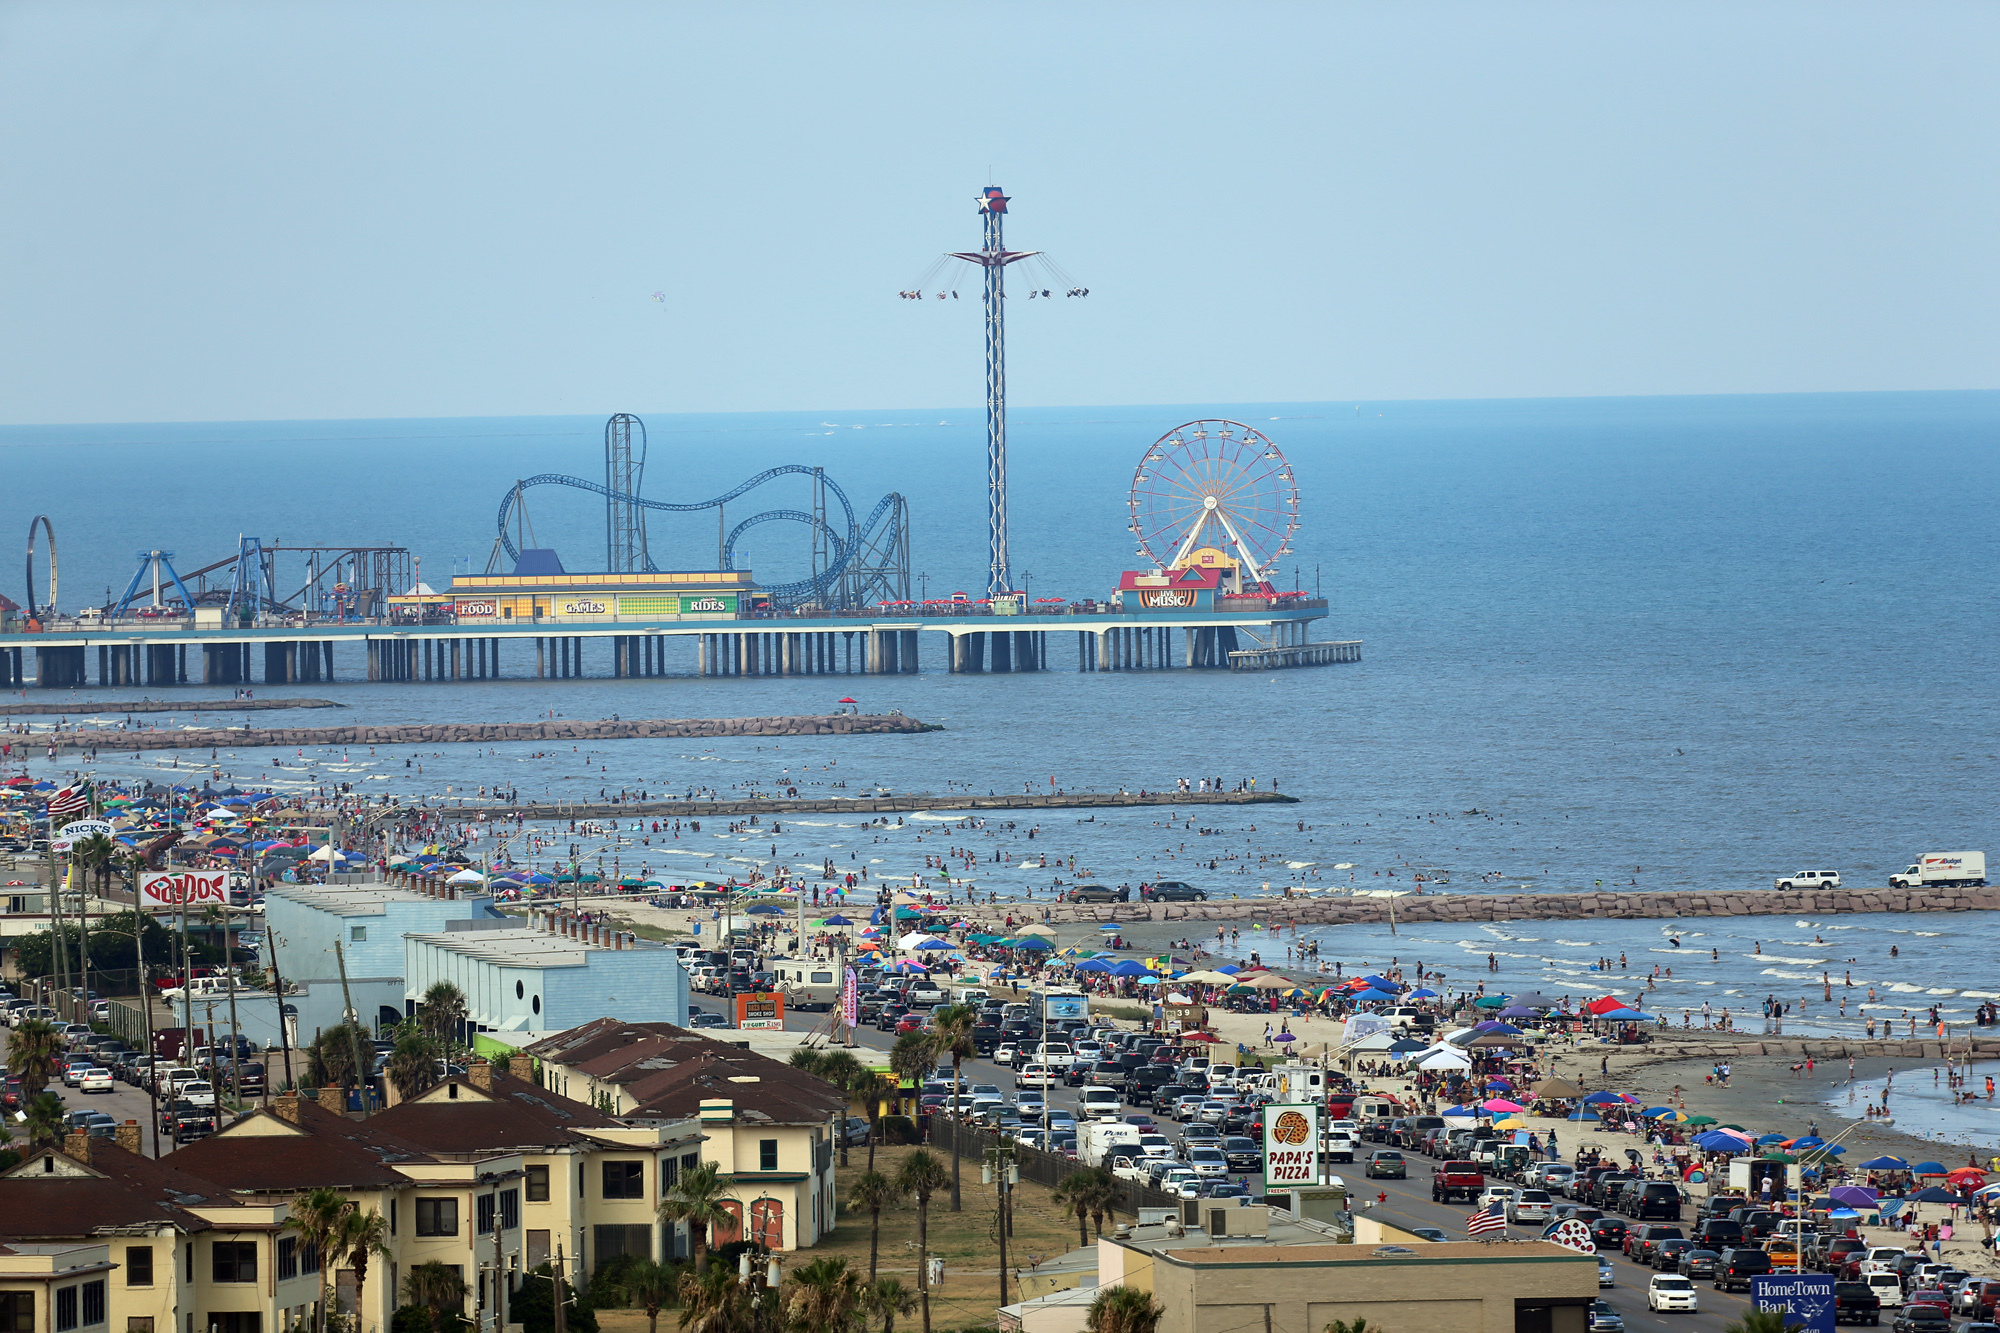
[1262,1102,1319,1190]
[139,870,229,912]
[1546,1219,1597,1254]
[454,600,498,618]
[734,991,786,1031]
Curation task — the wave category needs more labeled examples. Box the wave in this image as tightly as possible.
[1760,968,1821,981]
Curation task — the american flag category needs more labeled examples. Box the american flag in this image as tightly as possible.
[47,781,90,820]
[1466,1202,1508,1238]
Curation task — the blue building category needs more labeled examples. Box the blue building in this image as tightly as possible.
[403,910,687,1034]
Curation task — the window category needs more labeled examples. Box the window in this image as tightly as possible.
[525,1165,550,1202]
[602,1161,644,1200]
[661,1156,680,1188]
[592,1224,653,1265]
[500,1189,519,1231]
[0,1295,31,1333]
[415,1198,458,1237]
[759,1140,779,1172]
[127,1244,155,1286]
[81,1282,104,1328]
[212,1242,257,1283]
[476,1194,496,1236]
[206,1318,261,1333]
[184,1244,193,1283]
[681,1152,700,1174]
[349,926,366,942]
[389,1199,397,1236]
[55,1286,76,1332]
[277,1237,298,1280]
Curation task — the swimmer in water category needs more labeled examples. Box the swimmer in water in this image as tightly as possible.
[1712,948,1719,961]
[1670,937,1681,948]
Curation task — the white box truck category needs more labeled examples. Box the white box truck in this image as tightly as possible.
[1079,1120,1143,1168]
[1890,852,1987,888]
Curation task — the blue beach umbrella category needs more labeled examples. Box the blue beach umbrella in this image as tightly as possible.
[1108,960,1152,977]
[1011,937,1053,951]
[1911,1161,1948,1176]
[1581,1091,1624,1105]
[1074,959,1111,972]
[821,914,853,926]
[1406,988,1437,999]
[1216,965,1241,974]
[1858,1156,1908,1170]
[1350,988,1397,1003]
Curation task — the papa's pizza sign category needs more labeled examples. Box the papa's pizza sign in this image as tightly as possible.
[1262,1103,1319,1189]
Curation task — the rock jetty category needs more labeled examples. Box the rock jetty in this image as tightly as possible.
[1048,883,2000,925]
[49,712,942,752]
[381,789,1298,823]
[0,696,341,717]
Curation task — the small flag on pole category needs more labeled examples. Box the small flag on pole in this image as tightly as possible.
[1466,1202,1508,1238]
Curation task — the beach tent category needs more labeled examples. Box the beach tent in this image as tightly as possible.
[1857,1156,1908,1170]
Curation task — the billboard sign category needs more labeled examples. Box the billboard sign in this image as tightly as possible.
[139,870,229,912]
[734,992,786,1031]
[57,819,115,843]
[1262,1102,1320,1191]
[1042,994,1087,1021]
[1753,1275,1835,1333]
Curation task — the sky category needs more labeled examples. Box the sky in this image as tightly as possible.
[2,1,1997,424]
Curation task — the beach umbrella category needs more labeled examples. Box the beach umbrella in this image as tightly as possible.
[1215,964,1241,974]
[1945,1168,1986,1185]
[1385,1038,1426,1054]
[1535,1078,1585,1099]
[1911,1161,1948,1176]
[1014,924,1058,937]
[1683,1115,1718,1126]
[820,914,854,926]
[1074,959,1111,972]
[1580,1091,1624,1105]
[1010,937,1053,951]
[1789,1136,1827,1149]
[1482,1098,1524,1113]
[1098,922,1122,931]
[1272,1030,1293,1040]
[1829,1186,1878,1208]
[1471,995,1509,1008]
[1856,1155,1908,1170]
[1908,1186,1957,1204]
[1134,976,1162,987]
[1108,960,1152,977]
[1756,1134,1789,1146]
[1179,970,1237,985]
[1473,1021,1522,1034]
[1567,1110,1601,1122]
[1493,1117,1527,1131]
[1598,1008,1655,1021]
[1405,987,1437,999]
[1584,995,1628,1015]
[1349,988,1398,1003]
[1642,1106,1679,1118]
[913,940,956,952]
[1484,1078,1515,1091]
[1760,1152,1798,1164]
[1497,1005,1541,1018]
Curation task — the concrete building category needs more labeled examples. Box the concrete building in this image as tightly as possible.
[1097,1213,1598,1333]
[263,878,503,990]
[403,911,686,1034]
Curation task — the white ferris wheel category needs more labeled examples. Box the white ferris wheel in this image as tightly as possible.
[1127,420,1300,587]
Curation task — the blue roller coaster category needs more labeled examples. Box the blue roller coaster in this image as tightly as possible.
[491,414,910,609]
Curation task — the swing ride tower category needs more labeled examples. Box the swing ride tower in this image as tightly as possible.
[949,186,1037,599]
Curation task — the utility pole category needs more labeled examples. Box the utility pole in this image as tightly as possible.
[333,940,371,1117]
[266,933,294,1099]
[551,1245,567,1333]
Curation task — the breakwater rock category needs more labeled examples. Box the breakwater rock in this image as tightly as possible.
[0,696,342,717]
[50,712,942,752]
[1048,883,2000,925]
[382,789,1298,822]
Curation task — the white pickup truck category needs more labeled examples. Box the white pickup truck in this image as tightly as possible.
[1890,851,1987,888]
[1773,870,1840,890]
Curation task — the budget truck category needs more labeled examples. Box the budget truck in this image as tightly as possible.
[1889,852,1987,889]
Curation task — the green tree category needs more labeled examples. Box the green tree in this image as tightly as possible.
[508,1262,596,1333]
[812,1050,866,1168]
[333,1207,392,1332]
[862,1278,915,1333]
[846,1171,903,1283]
[419,981,467,1047]
[71,832,124,897]
[284,1188,355,1333]
[658,1160,735,1274]
[402,1261,471,1333]
[886,1032,934,1151]
[783,1257,864,1333]
[1088,1287,1165,1333]
[1722,1313,1805,1333]
[893,1149,950,1333]
[305,1021,371,1090]
[675,1264,749,1333]
[8,1018,65,1100]
[84,910,173,979]
[22,1092,67,1147]
[924,1004,978,1211]
[789,1049,827,1076]
[616,1258,679,1333]
[385,1029,443,1103]
[1053,1169,1116,1248]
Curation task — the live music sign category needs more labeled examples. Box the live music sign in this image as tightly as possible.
[139,870,229,912]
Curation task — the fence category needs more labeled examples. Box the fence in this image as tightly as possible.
[933,1117,1184,1217]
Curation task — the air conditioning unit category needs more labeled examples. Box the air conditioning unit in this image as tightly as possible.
[1206,1206,1269,1238]
[1181,1199,1204,1227]
[1136,1208,1176,1227]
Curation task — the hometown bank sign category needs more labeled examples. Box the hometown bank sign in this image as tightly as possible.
[1752,1275,1835,1333]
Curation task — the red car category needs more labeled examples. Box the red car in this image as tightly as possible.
[895,1016,926,1036]
[1906,1292,1952,1315]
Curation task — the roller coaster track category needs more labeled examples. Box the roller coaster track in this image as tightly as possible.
[496,466,904,606]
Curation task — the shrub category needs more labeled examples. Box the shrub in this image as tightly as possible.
[878,1114,922,1145]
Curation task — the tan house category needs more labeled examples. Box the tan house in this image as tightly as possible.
[524,1019,848,1251]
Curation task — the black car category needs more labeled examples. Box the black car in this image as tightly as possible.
[1652,1239,1695,1271]
[1067,884,1129,903]
[1892,1309,1950,1333]
[1715,1248,1773,1293]
[1222,1136,1262,1171]
[1678,1249,1721,1280]
[1142,881,1207,902]
[1628,1182,1684,1221]
[1692,1218,1744,1248]
[1589,1218,1628,1250]
[1835,1283,1883,1326]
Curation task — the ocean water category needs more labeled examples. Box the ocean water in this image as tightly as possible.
[6,391,2000,1016]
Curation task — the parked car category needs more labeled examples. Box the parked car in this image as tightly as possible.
[1066,884,1129,903]
[78,1068,114,1094]
[1775,870,1841,890]
[1141,881,1207,902]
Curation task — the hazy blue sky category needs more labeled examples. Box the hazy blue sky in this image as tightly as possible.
[3,2,1997,423]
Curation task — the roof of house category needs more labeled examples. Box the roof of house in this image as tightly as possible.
[368,1070,627,1152]
[526,1019,845,1126]
[166,1097,437,1192]
[0,1144,226,1239]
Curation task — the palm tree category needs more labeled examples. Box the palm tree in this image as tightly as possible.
[886,1032,934,1135]
[23,1092,67,1148]
[893,1149,950,1333]
[419,980,467,1047]
[846,1171,903,1282]
[676,1263,750,1333]
[862,1278,915,1333]
[1723,1312,1805,1333]
[1053,1168,1115,1248]
[403,1260,469,1333]
[333,1207,391,1332]
[304,1021,369,1090]
[1087,1287,1164,1333]
[284,1187,355,1333]
[385,1029,443,1103]
[658,1160,734,1273]
[789,1048,827,1076]
[1322,1321,1376,1333]
[71,832,120,899]
[617,1258,677,1333]
[925,1005,978,1211]
[783,1256,864,1333]
[9,1019,64,1100]
[813,1051,866,1167]
[855,1068,891,1173]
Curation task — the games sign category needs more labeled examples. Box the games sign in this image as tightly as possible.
[735,991,786,1031]
[139,870,229,912]
[1262,1102,1320,1191]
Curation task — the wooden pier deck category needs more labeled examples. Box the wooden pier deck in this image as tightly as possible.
[1226,640,1362,670]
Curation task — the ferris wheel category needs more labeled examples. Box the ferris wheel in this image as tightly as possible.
[1128,420,1299,584]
